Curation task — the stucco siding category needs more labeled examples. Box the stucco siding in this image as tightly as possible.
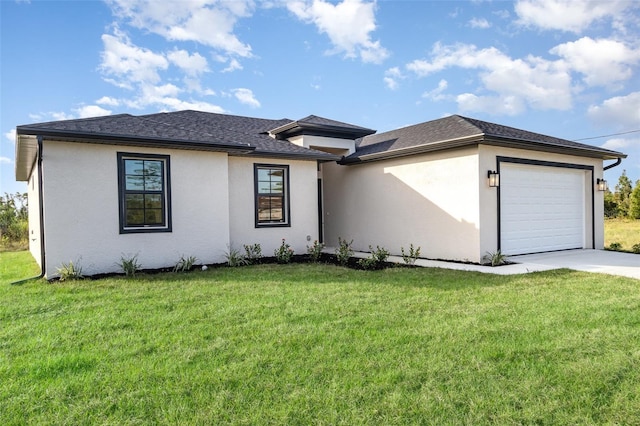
[27,161,42,267]
[228,157,319,256]
[478,145,604,253]
[323,148,482,262]
[41,141,230,278]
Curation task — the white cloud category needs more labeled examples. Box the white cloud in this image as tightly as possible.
[74,105,113,118]
[514,0,634,33]
[422,79,448,101]
[105,0,254,57]
[601,137,640,151]
[29,111,74,122]
[287,0,389,64]
[167,49,209,76]
[232,88,261,108]
[468,18,491,29]
[0,156,12,165]
[100,28,168,87]
[406,43,573,114]
[222,58,243,73]
[550,37,640,87]
[5,129,16,144]
[383,67,403,90]
[588,92,640,129]
[96,96,120,106]
[456,93,526,116]
[154,98,225,113]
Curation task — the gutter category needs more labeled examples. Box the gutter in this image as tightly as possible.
[12,135,46,284]
[604,157,623,171]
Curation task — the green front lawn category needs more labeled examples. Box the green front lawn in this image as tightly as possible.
[2,251,640,424]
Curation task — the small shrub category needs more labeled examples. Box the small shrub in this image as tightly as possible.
[401,244,421,265]
[607,242,623,251]
[306,240,325,263]
[358,245,390,270]
[57,260,84,281]
[243,243,263,264]
[174,255,197,273]
[335,237,354,266]
[274,239,294,264]
[482,250,507,266]
[632,243,640,254]
[225,247,248,267]
[118,253,141,276]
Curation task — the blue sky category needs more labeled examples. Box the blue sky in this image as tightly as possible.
[1,0,639,195]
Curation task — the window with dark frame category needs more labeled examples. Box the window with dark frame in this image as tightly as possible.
[255,164,290,227]
[117,153,171,233]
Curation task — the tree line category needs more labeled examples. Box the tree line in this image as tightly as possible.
[0,192,28,250]
[605,170,640,219]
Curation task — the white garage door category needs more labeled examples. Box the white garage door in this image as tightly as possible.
[500,163,585,255]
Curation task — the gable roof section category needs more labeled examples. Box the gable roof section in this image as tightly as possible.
[342,114,626,164]
[15,111,341,181]
[269,114,376,140]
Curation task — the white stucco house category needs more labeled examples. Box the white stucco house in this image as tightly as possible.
[14,110,625,278]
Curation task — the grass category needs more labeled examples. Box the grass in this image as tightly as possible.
[605,218,640,251]
[2,251,640,424]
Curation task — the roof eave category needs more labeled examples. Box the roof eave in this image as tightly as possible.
[270,122,376,140]
[16,127,255,154]
[235,149,341,162]
[340,135,483,165]
[483,136,627,160]
[15,134,38,181]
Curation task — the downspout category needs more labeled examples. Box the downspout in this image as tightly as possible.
[604,157,623,171]
[11,135,46,284]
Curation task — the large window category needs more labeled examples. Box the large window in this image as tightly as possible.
[255,164,290,227]
[117,153,171,233]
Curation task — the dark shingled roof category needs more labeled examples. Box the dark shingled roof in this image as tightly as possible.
[343,114,625,163]
[270,114,376,140]
[16,110,340,161]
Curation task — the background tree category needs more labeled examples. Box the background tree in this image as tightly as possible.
[614,170,633,217]
[603,189,619,218]
[629,180,640,220]
[0,192,28,250]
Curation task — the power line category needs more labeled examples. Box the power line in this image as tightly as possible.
[574,129,640,141]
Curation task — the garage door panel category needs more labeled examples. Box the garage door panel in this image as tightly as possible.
[500,163,585,255]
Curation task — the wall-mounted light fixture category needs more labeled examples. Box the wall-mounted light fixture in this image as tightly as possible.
[488,170,500,188]
[596,178,608,192]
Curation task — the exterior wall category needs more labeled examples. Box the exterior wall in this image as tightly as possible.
[228,156,319,256]
[27,161,42,267]
[323,148,482,262]
[41,141,230,278]
[477,145,604,253]
[288,135,355,155]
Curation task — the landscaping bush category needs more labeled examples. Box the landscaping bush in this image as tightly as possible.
[274,239,294,264]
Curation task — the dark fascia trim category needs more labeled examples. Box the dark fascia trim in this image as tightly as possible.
[117,152,173,234]
[271,122,376,141]
[339,135,483,165]
[232,150,341,162]
[484,136,626,160]
[254,163,291,228]
[17,127,255,154]
[340,133,625,166]
[496,156,596,253]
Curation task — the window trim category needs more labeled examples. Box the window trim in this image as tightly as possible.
[254,163,291,228]
[117,152,172,234]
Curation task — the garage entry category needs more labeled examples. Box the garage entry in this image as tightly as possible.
[499,160,591,255]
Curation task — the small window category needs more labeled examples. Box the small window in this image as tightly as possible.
[255,164,290,227]
[117,153,171,233]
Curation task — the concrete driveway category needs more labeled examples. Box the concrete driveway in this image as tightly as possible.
[511,249,640,280]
